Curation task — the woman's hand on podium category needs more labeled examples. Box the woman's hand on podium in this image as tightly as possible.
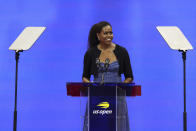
[123,77,133,83]
[82,77,90,83]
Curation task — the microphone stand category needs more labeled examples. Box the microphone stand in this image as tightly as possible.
[100,66,105,85]
[101,69,105,84]
[101,58,110,84]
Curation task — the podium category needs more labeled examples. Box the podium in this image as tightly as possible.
[66,82,141,131]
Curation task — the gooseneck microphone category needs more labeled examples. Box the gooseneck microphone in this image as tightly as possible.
[96,58,100,68]
[101,58,110,84]
[96,58,110,84]
[104,58,110,71]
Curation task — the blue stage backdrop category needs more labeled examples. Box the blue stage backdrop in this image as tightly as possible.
[0,0,196,131]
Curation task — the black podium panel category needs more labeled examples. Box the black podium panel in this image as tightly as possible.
[89,85,116,131]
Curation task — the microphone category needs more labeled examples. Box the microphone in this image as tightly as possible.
[96,58,100,68]
[104,58,110,71]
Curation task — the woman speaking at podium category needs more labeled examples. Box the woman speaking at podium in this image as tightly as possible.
[82,21,134,131]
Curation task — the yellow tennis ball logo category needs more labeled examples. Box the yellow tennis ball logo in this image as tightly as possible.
[97,102,109,109]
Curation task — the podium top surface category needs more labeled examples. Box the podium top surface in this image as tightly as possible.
[157,26,193,51]
[9,27,46,51]
[66,82,136,87]
[66,82,141,97]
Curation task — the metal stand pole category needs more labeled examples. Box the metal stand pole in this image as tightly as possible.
[181,50,187,131]
[13,51,21,131]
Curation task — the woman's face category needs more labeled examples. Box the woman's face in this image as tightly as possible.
[97,25,113,45]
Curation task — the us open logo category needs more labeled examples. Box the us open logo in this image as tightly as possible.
[93,102,112,115]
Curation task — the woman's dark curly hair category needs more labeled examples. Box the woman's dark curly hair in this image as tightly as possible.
[88,21,112,48]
